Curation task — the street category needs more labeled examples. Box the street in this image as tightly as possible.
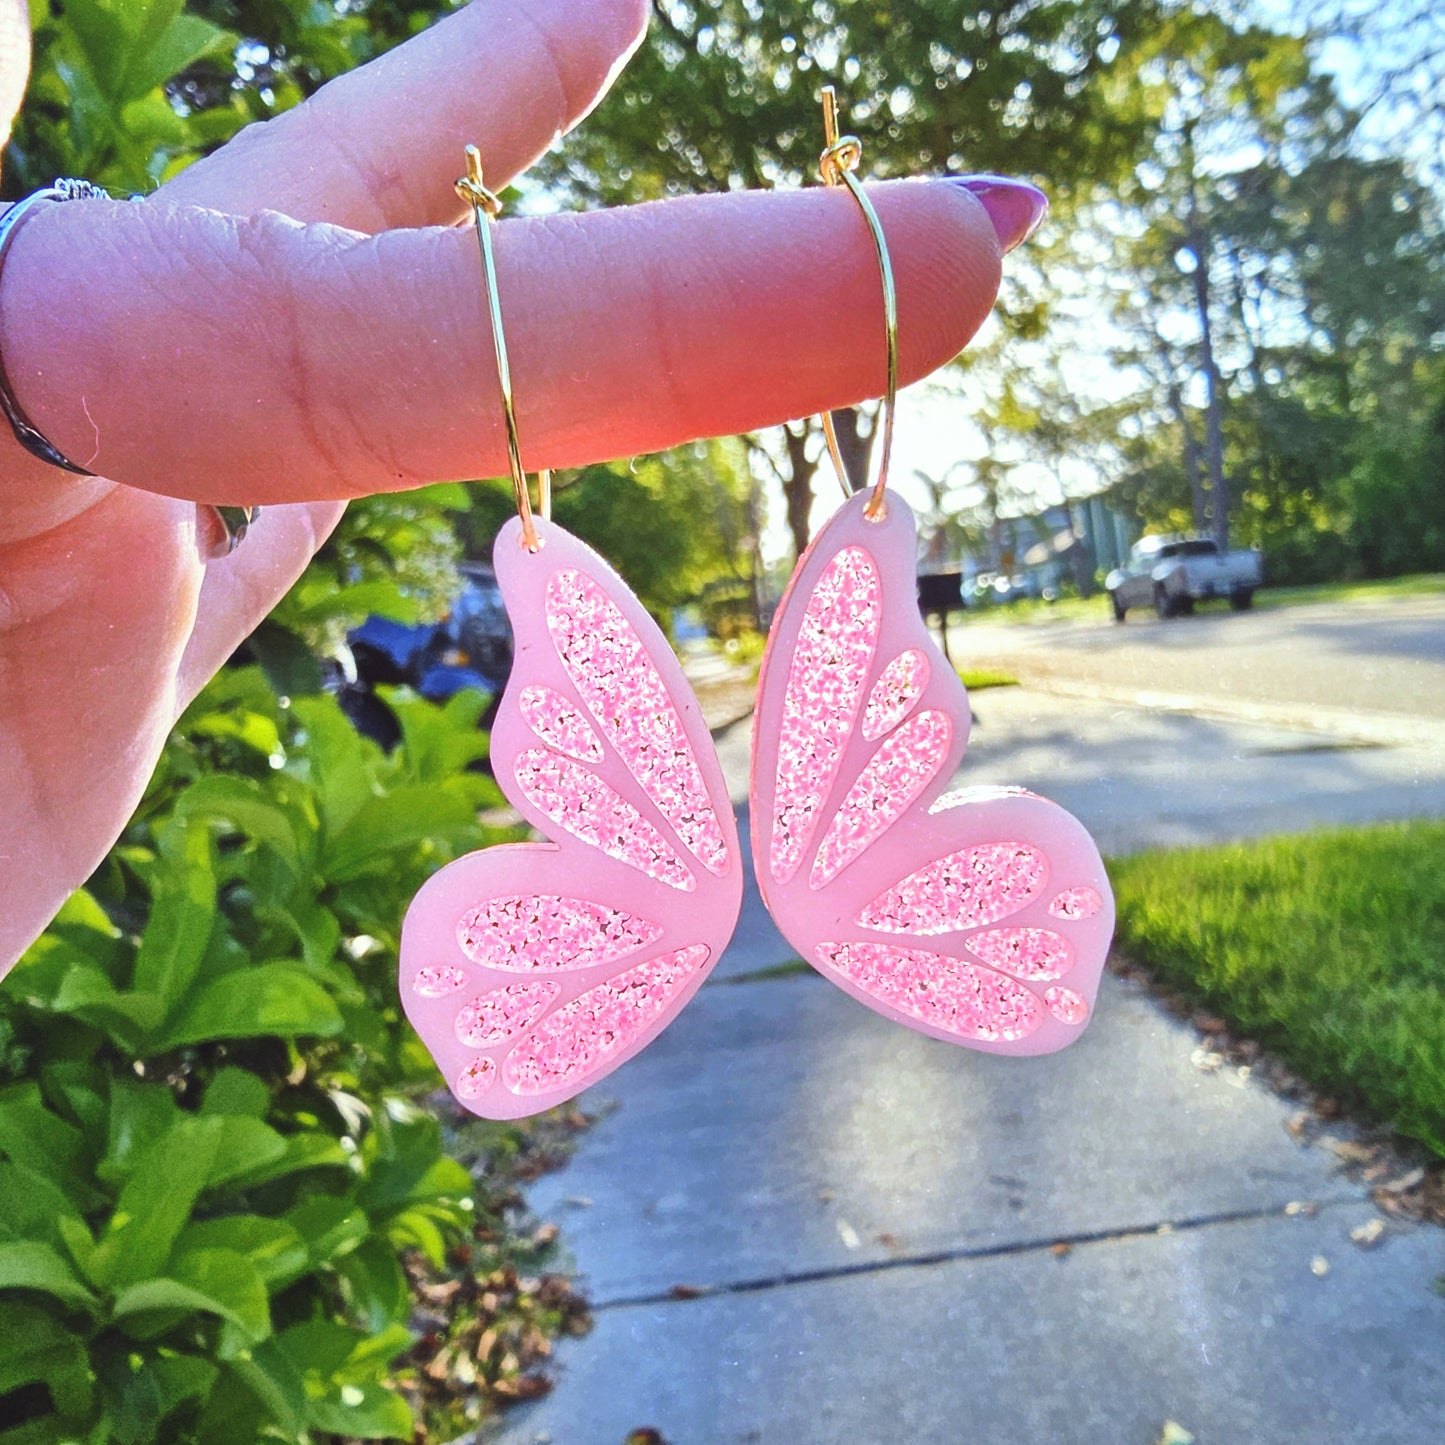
[947,594,1445,745]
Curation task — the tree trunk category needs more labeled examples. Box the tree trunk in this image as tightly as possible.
[744,467,765,631]
[782,421,820,561]
[827,405,878,493]
[1150,328,1210,533]
[1184,136,1230,551]
[1191,235,1231,552]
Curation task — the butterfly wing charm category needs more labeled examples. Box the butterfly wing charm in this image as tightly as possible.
[750,490,1113,1056]
[402,518,743,1118]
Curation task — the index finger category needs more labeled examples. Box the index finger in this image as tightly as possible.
[4,176,1035,505]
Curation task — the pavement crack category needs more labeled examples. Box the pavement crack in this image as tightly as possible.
[590,1198,1360,1312]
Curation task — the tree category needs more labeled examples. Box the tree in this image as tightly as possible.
[535,0,1167,556]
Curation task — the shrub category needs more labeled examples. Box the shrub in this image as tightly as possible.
[0,670,520,1442]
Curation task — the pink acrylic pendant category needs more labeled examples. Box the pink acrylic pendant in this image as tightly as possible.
[401,518,743,1118]
[750,489,1113,1056]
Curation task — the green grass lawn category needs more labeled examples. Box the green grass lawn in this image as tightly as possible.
[958,668,1020,690]
[1111,821,1445,1157]
[1254,572,1445,609]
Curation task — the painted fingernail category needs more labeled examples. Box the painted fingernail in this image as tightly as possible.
[951,175,1049,253]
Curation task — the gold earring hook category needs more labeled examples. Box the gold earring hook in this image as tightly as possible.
[818,86,897,522]
[456,143,551,552]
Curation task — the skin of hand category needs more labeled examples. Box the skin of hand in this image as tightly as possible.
[0,0,1043,976]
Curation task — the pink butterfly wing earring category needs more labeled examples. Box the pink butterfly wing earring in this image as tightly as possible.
[401,148,743,1119]
[751,93,1113,1055]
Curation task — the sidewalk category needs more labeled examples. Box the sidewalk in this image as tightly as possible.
[486,688,1445,1445]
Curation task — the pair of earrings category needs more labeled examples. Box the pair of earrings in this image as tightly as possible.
[400,93,1113,1121]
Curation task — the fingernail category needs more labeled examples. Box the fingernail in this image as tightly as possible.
[951,175,1048,253]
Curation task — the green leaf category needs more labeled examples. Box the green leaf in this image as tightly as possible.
[113,1247,270,1345]
[307,1379,413,1438]
[323,785,477,880]
[88,1118,222,1288]
[410,481,470,510]
[102,1350,218,1445]
[199,1115,290,1192]
[224,1129,350,1189]
[0,1300,94,1418]
[275,896,341,971]
[0,1240,99,1310]
[356,1115,473,1222]
[118,13,231,102]
[286,1196,370,1267]
[201,1068,270,1119]
[0,1083,91,1205]
[50,888,121,939]
[197,1363,272,1445]
[156,964,343,1048]
[335,1239,408,1331]
[247,620,325,699]
[0,1164,85,1257]
[290,695,379,836]
[264,1321,414,1437]
[131,818,216,1013]
[48,962,165,1045]
[178,1216,308,1290]
[56,1215,99,1286]
[387,686,493,782]
[268,1319,360,1377]
[101,1079,181,1183]
[38,1059,109,1138]
[60,0,139,100]
[173,775,305,873]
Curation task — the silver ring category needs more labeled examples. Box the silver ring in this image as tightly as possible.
[0,179,258,559]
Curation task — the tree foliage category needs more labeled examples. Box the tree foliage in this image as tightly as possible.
[536,0,1170,556]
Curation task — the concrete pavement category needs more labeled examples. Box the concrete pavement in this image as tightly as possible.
[484,679,1445,1445]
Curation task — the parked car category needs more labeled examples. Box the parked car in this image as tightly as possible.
[336,562,514,746]
[1105,535,1264,621]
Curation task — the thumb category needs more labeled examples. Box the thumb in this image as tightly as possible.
[0,0,29,152]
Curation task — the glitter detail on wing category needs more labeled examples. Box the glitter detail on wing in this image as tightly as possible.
[518,685,603,761]
[855,842,1047,935]
[457,896,662,972]
[455,1056,498,1100]
[809,710,951,889]
[964,927,1073,981]
[1049,887,1103,920]
[455,981,562,1048]
[769,547,881,884]
[502,945,710,1094]
[1045,986,1089,1025]
[513,750,695,891]
[862,649,929,740]
[816,941,1043,1042]
[546,570,728,876]
[412,965,468,998]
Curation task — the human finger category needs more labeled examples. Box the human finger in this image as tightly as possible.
[159,0,648,231]
[6,175,1039,505]
[0,0,29,148]
[0,485,203,973]
[174,501,346,709]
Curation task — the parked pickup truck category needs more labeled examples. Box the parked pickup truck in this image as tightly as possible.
[1105,535,1264,621]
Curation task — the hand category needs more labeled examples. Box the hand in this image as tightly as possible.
[0,0,1040,974]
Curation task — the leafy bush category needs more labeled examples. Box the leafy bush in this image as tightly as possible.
[0,670,521,1442]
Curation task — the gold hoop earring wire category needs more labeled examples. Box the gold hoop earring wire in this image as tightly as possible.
[456,145,551,552]
[818,86,897,523]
